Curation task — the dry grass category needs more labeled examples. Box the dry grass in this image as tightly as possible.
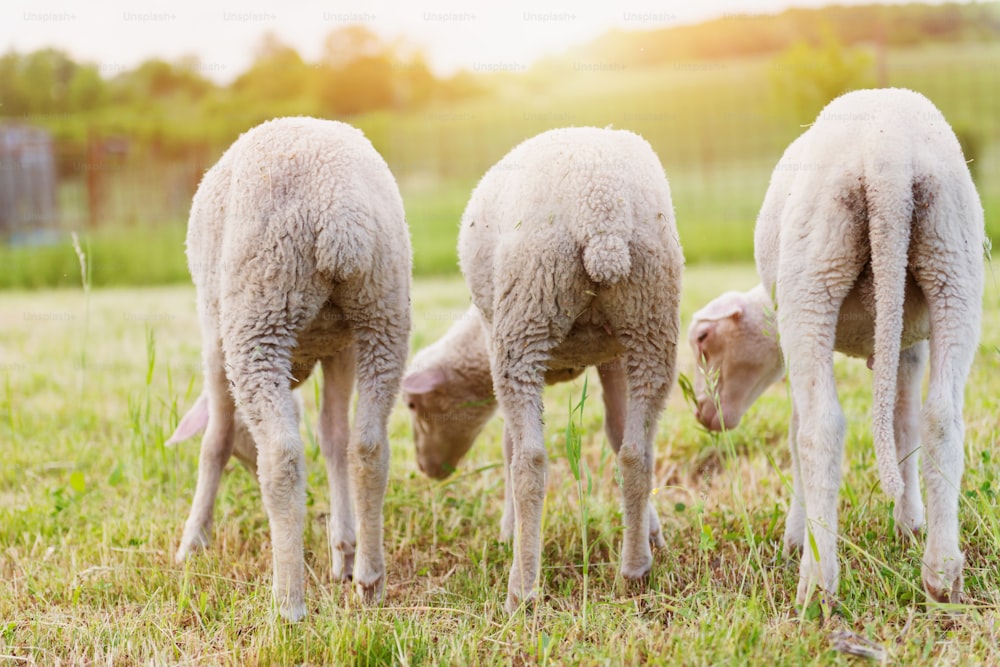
[2,263,1000,665]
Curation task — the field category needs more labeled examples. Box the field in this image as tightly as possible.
[2,263,1000,665]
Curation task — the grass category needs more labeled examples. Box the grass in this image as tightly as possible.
[0,224,190,290]
[2,263,1000,664]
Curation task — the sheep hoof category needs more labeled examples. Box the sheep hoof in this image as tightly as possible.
[923,577,962,605]
[649,527,666,549]
[795,582,838,614]
[893,502,925,541]
[279,599,307,623]
[355,574,385,604]
[331,544,356,582]
[783,539,803,560]
[782,528,804,559]
[175,530,210,563]
[620,558,652,582]
[504,588,537,615]
[923,560,963,605]
[894,522,923,544]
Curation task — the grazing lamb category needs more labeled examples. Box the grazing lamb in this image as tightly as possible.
[166,117,411,621]
[688,88,984,606]
[402,127,684,613]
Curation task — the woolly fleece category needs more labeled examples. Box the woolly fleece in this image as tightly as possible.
[689,88,984,606]
[169,117,411,621]
[403,126,684,612]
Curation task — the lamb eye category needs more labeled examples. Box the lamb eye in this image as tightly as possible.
[407,402,416,410]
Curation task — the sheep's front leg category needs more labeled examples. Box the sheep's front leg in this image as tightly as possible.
[319,348,357,582]
[894,342,927,536]
[348,398,390,603]
[782,404,805,555]
[499,428,515,542]
[598,360,665,549]
[177,343,235,561]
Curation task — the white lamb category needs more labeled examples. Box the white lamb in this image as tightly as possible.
[402,127,684,613]
[165,117,411,621]
[688,88,984,606]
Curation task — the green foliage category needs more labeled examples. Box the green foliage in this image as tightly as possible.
[770,25,875,120]
[569,3,1000,66]
[2,4,996,151]
[0,48,107,116]
[0,224,189,289]
[0,26,477,153]
[2,4,999,290]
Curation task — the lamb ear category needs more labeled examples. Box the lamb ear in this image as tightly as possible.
[401,366,446,394]
[692,292,746,322]
[165,393,209,445]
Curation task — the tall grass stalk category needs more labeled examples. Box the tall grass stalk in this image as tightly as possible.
[564,375,593,627]
[71,231,91,395]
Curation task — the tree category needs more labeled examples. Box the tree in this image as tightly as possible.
[232,33,313,102]
[771,25,875,121]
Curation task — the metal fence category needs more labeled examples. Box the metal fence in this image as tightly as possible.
[0,125,57,240]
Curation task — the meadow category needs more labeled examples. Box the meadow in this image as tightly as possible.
[2,262,1000,665]
[2,17,1000,664]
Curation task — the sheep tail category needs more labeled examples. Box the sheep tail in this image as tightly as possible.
[866,160,915,502]
[314,199,371,283]
[579,178,632,284]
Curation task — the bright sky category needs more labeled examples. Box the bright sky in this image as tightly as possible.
[1,0,958,81]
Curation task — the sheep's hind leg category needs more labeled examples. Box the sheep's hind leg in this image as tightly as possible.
[348,321,407,603]
[616,348,671,582]
[319,347,357,583]
[778,275,853,608]
[499,381,547,613]
[916,282,979,604]
[490,323,550,614]
[177,339,235,561]
[225,325,307,622]
[598,360,666,550]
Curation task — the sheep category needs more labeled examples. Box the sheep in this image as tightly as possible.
[688,88,984,606]
[402,127,684,613]
[165,116,411,621]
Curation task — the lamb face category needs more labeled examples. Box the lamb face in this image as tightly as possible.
[402,307,497,479]
[688,288,784,431]
[402,366,497,479]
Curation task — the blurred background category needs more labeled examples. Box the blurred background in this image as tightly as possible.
[1,1,997,288]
